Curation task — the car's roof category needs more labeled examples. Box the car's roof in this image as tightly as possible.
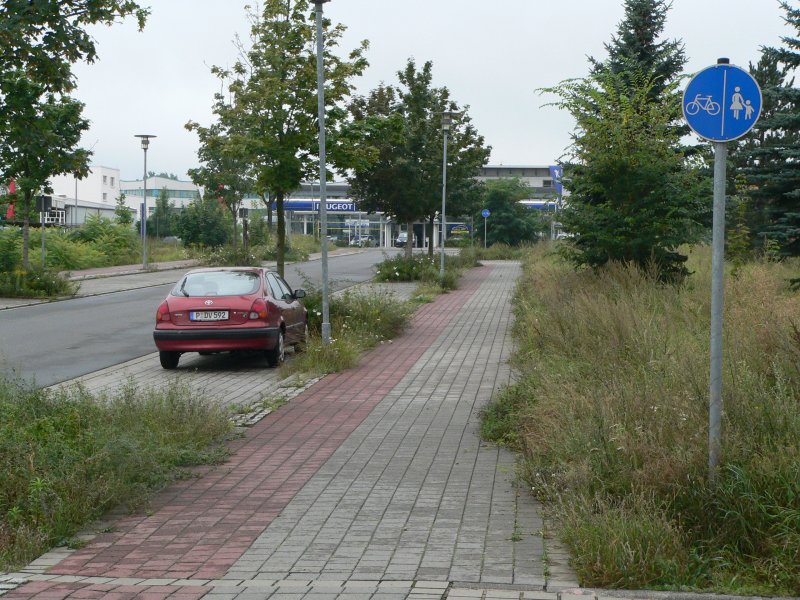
[182,267,273,275]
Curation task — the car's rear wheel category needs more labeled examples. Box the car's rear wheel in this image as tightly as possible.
[159,351,180,369]
[266,330,285,367]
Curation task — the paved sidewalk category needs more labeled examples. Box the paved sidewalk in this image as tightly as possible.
[2,262,582,599]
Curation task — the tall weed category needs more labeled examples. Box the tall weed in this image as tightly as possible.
[488,244,800,594]
[0,376,231,570]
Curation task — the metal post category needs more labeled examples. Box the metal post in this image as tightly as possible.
[314,0,331,345]
[136,134,155,269]
[74,176,78,228]
[41,211,46,269]
[484,217,487,248]
[440,127,449,279]
[142,148,148,268]
[709,141,727,486]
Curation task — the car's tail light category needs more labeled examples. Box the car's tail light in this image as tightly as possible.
[249,299,269,320]
[156,301,171,322]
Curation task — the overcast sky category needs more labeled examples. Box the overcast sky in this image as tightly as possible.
[71,0,793,181]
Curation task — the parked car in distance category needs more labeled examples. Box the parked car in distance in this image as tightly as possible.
[349,235,377,247]
[153,267,308,370]
[394,231,416,247]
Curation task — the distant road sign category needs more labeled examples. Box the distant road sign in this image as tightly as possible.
[481,209,490,218]
[683,62,762,142]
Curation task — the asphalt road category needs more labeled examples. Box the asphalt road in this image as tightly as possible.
[0,249,399,387]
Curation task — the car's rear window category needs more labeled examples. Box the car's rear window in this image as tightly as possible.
[174,271,260,297]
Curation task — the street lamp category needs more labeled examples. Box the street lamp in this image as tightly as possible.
[135,134,156,269]
[313,0,332,344]
[439,111,461,279]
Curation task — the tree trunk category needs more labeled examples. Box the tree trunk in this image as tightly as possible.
[428,215,435,258]
[405,220,413,259]
[266,192,274,231]
[277,191,285,277]
[230,205,239,250]
[22,190,31,270]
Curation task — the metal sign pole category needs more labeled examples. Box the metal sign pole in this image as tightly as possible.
[683,58,762,487]
[314,0,331,345]
[709,141,727,485]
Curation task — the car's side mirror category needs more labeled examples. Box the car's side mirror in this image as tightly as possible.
[294,289,307,299]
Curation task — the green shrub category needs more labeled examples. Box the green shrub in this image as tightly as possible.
[0,376,231,570]
[201,245,262,267]
[0,227,22,272]
[0,267,77,298]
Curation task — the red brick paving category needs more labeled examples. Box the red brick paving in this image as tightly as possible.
[38,266,491,586]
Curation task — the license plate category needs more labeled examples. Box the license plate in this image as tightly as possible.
[190,310,229,321]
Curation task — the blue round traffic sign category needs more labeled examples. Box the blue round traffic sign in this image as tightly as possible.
[683,63,762,142]
[481,209,490,218]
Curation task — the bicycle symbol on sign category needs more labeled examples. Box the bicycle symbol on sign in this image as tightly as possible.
[685,94,721,116]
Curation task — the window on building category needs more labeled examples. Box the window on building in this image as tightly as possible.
[103,175,107,184]
[543,180,552,188]
[110,177,115,187]
[102,192,108,201]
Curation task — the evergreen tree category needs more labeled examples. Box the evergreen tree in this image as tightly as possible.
[590,0,686,100]
[543,70,706,280]
[114,193,133,226]
[740,2,800,256]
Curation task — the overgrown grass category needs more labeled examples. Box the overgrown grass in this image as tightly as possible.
[474,242,535,261]
[482,244,800,595]
[0,377,232,570]
[288,284,414,375]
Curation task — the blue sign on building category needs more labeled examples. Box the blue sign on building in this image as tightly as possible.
[683,63,762,142]
[275,200,357,212]
[549,165,563,195]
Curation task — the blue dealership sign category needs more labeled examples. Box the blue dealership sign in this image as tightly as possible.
[549,165,563,195]
[683,63,762,142]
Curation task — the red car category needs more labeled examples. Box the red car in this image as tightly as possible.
[153,267,308,369]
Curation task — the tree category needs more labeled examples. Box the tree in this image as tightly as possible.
[147,188,179,239]
[149,172,180,181]
[341,60,490,257]
[0,1,148,94]
[0,72,90,268]
[186,113,254,250]
[736,3,800,256]
[478,179,544,246]
[0,0,148,268]
[115,192,133,226]
[544,70,706,280]
[176,195,230,248]
[201,0,367,276]
[590,0,686,101]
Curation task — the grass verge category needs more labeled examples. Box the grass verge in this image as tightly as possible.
[481,244,800,596]
[0,377,232,570]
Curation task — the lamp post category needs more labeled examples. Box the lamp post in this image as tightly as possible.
[313,0,332,344]
[439,111,461,279]
[135,134,156,269]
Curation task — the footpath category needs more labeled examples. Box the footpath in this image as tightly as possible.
[0,260,788,600]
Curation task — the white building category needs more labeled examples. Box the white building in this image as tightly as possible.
[119,177,202,215]
[50,165,122,206]
[476,165,559,198]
